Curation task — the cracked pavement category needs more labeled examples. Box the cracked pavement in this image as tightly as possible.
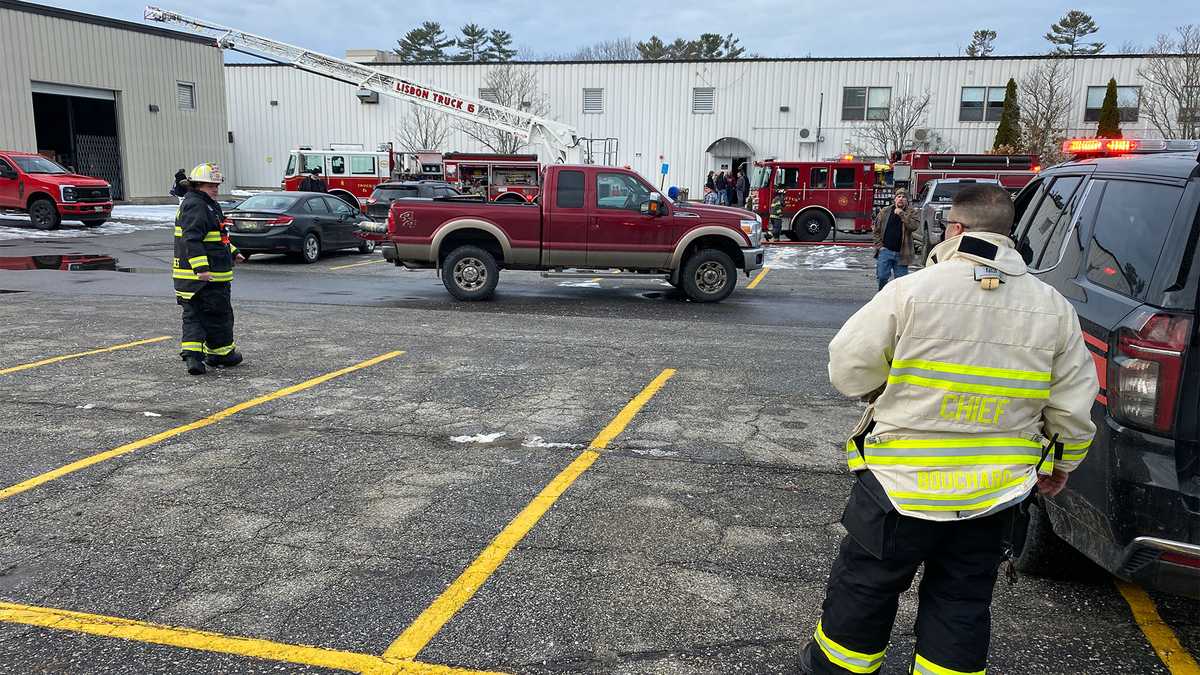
[0,226,1195,673]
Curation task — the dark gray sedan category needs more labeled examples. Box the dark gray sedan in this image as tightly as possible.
[226,192,376,264]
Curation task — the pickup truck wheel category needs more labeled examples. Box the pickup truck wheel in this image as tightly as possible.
[29,199,60,230]
[682,249,736,303]
[442,245,498,301]
[1015,498,1104,581]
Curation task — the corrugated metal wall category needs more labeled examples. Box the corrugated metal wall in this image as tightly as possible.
[226,56,1155,193]
[0,4,231,199]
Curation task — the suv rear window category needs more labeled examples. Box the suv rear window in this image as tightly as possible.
[1085,180,1184,299]
[372,186,419,201]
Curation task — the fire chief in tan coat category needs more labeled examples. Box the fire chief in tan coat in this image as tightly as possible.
[800,184,1098,675]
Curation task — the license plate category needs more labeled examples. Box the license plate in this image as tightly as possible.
[94,206,104,211]
[235,220,260,232]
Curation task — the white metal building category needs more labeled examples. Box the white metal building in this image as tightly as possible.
[0,0,232,199]
[226,53,1156,193]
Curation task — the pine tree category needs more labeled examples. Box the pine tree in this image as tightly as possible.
[482,29,516,62]
[1045,10,1104,55]
[454,24,489,62]
[636,36,667,60]
[695,33,724,59]
[1096,78,1123,138]
[965,29,997,57]
[721,34,745,59]
[394,22,455,62]
[993,78,1022,151]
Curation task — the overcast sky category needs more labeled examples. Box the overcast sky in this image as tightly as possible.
[42,1,1195,60]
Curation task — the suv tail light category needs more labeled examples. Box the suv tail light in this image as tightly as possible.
[1109,313,1192,434]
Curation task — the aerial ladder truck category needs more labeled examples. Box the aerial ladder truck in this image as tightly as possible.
[143,7,617,166]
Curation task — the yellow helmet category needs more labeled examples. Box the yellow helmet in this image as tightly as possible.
[188,162,224,185]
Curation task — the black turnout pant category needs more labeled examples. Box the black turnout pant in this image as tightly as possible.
[179,282,235,357]
[807,475,1014,674]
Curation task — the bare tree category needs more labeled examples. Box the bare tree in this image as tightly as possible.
[1019,59,1074,165]
[1119,40,1142,54]
[396,103,450,153]
[456,64,552,153]
[567,37,640,61]
[1139,25,1200,139]
[851,90,934,158]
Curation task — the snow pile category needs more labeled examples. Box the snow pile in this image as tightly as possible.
[450,431,506,443]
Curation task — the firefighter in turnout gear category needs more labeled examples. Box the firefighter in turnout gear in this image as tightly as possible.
[800,184,1098,674]
[173,163,245,375]
[768,188,785,241]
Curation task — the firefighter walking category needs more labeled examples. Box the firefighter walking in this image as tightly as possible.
[801,184,1098,674]
[173,163,245,376]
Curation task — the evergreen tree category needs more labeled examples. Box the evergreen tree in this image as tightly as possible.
[993,78,1022,151]
[454,24,489,62]
[482,29,516,62]
[636,36,667,60]
[965,29,997,57]
[1096,78,1123,138]
[695,33,724,59]
[394,22,455,62]
[721,34,745,59]
[1045,10,1104,55]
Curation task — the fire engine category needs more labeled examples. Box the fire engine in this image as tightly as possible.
[748,158,878,241]
[891,151,1040,195]
[440,153,540,203]
[281,144,395,209]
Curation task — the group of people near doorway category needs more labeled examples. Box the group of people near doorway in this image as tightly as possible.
[702,167,749,206]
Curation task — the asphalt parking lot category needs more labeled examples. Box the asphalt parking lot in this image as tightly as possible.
[0,214,1196,674]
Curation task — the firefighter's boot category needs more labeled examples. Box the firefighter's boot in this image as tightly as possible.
[184,354,207,376]
[206,350,244,368]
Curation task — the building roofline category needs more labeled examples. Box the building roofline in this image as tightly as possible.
[0,0,217,45]
[228,52,1157,67]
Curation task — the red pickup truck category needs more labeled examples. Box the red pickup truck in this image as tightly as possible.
[361,164,764,302]
[0,151,113,230]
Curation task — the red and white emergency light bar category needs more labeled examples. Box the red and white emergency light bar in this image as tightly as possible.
[1062,137,1200,156]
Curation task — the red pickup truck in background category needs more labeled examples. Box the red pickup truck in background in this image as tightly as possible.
[360,164,764,302]
[0,151,113,230]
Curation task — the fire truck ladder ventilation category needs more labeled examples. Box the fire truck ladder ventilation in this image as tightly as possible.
[143,6,594,164]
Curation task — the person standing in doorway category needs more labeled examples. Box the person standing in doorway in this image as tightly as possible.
[736,166,749,207]
[873,188,917,290]
[705,171,715,192]
[714,171,729,205]
[726,171,739,207]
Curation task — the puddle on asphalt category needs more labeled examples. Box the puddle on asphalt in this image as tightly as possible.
[0,254,134,272]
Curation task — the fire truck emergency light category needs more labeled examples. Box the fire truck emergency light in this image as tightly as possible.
[1062,138,1139,154]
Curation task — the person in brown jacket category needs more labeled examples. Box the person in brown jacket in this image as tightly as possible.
[873,188,918,290]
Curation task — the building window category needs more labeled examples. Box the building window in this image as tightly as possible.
[841,87,891,121]
[960,86,1006,122]
[1085,85,1141,122]
[176,81,195,110]
[479,88,499,104]
[583,88,604,114]
[692,87,715,114]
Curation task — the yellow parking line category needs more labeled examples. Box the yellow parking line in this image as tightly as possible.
[0,336,171,376]
[384,368,677,660]
[0,350,405,503]
[330,258,388,271]
[1116,581,1200,674]
[0,601,502,675]
[746,266,770,289]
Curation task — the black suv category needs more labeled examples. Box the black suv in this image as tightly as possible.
[1010,139,1200,599]
[365,181,459,222]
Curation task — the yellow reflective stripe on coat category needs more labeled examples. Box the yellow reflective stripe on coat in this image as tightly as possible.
[814,620,884,673]
[887,374,1050,400]
[1062,439,1091,462]
[913,652,985,675]
[187,255,209,269]
[863,437,1043,467]
[173,227,223,243]
[846,440,866,470]
[889,359,1051,399]
[172,270,233,282]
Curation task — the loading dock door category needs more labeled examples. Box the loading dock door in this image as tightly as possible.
[30,82,124,199]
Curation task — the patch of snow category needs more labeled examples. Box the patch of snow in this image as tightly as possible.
[0,217,170,240]
[75,403,95,410]
[110,205,181,221]
[558,280,600,288]
[141,411,162,417]
[450,431,506,443]
[629,448,679,458]
[522,436,583,449]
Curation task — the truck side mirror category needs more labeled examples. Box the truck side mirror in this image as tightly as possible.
[640,197,663,216]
